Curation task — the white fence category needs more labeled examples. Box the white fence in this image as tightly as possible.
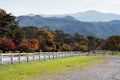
[0,51,88,65]
[1,50,117,65]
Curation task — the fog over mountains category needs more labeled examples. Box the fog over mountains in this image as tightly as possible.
[17,10,120,39]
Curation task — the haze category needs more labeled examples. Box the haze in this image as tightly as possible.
[0,0,120,16]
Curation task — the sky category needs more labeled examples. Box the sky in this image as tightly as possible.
[0,0,120,16]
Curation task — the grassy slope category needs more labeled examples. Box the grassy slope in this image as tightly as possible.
[0,56,104,80]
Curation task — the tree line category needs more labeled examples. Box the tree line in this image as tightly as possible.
[0,9,119,53]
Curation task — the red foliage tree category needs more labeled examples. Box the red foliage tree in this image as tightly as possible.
[17,39,31,52]
[6,39,16,51]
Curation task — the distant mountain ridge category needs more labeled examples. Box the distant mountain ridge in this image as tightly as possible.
[25,10,120,22]
[71,10,120,22]
[17,15,120,39]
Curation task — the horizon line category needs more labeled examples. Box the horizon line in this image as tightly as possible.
[12,10,120,16]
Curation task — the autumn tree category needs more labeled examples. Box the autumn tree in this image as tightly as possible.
[61,43,71,51]
[35,29,54,51]
[6,39,16,51]
[35,29,54,40]
[105,35,120,51]
[30,39,39,51]
[0,38,16,52]
[79,45,88,52]
[17,39,31,52]
[73,43,81,51]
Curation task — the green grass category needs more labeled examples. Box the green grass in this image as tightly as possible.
[90,52,120,56]
[0,56,105,80]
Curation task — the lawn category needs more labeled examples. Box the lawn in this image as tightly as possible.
[0,56,105,80]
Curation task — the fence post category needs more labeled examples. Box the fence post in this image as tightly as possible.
[87,52,89,56]
[53,52,54,59]
[77,51,78,56]
[26,53,29,62]
[69,52,70,57]
[56,52,57,59]
[77,51,79,56]
[18,52,21,63]
[62,52,63,58]
[11,53,13,64]
[79,51,81,56]
[81,52,82,56]
[44,52,46,60]
[39,51,41,61]
[71,51,74,57]
[33,52,35,61]
[70,52,71,57]
[59,52,60,58]
[49,52,50,60]
[65,52,66,58]
[1,54,3,64]
[70,52,72,57]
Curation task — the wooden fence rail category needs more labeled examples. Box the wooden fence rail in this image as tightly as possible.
[0,50,116,65]
[0,51,88,65]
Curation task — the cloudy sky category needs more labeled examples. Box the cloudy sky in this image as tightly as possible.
[0,0,120,16]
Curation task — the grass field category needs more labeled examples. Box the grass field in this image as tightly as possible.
[90,52,120,56]
[0,56,105,80]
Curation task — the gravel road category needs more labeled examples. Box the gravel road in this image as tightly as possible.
[34,56,120,80]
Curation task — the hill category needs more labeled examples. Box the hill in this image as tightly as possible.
[17,15,120,39]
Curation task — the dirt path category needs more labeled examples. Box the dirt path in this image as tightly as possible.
[32,56,120,80]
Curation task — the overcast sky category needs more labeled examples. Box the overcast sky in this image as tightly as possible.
[0,0,120,16]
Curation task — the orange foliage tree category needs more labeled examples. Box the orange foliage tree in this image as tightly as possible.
[30,39,39,51]
[79,45,88,52]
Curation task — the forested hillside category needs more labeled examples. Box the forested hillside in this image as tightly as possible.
[17,15,120,39]
[0,9,120,53]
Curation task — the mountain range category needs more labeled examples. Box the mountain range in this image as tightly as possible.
[26,10,120,22]
[70,10,120,22]
[16,10,120,39]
